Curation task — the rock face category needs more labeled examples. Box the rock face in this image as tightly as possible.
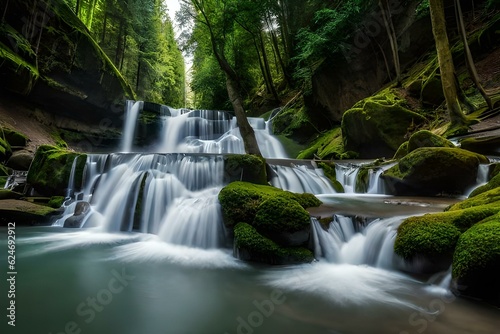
[27,145,86,196]
[0,0,135,128]
[218,181,321,264]
[6,150,34,170]
[382,147,488,196]
[64,201,91,228]
[341,91,425,158]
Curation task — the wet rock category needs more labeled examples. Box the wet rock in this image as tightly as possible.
[64,201,91,228]
[6,150,34,170]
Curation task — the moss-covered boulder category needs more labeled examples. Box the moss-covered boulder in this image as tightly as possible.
[448,186,500,211]
[218,181,321,229]
[253,197,311,246]
[452,221,500,306]
[0,189,23,200]
[27,145,86,196]
[0,199,56,226]
[223,154,267,185]
[407,130,454,153]
[459,136,500,156]
[219,181,321,265]
[234,223,314,264]
[318,162,344,193]
[1,127,28,147]
[297,127,357,160]
[342,90,425,158]
[395,216,461,272]
[383,147,488,196]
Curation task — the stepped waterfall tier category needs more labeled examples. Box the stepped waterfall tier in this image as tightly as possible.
[7,101,499,334]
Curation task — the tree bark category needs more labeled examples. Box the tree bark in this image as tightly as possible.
[259,31,279,102]
[429,0,468,127]
[379,0,401,85]
[455,0,493,110]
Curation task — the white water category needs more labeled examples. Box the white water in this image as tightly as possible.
[66,156,79,198]
[311,215,408,270]
[465,163,491,196]
[269,164,336,194]
[121,100,143,152]
[335,163,360,193]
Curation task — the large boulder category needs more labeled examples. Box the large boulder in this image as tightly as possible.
[218,181,321,264]
[1,128,28,147]
[452,220,500,306]
[27,145,86,196]
[382,147,488,196]
[6,150,34,170]
[407,130,454,153]
[459,136,500,156]
[0,199,56,226]
[223,154,267,185]
[342,90,425,158]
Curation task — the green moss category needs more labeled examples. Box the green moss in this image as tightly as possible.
[254,197,310,234]
[470,173,500,197]
[395,217,461,260]
[318,162,344,193]
[297,127,345,160]
[452,221,500,281]
[0,137,12,162]
[0,189,22,200]
[383,147,488,195]
[355,159,390,193]
[48,196,65,208]
[449,187,500,211]
[342,89,425,157]
[27,145,87,196]
[218,181,321,228]
[272,106,317,140]
[1,127,28,147]
[224,154,267,185]
[50,132,69,149]
[393,141,409,159]
[407,130,454,153]
[234,223,314,264]
[460,136,500,156]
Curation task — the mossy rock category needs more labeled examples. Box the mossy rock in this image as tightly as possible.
[469,172,500,197]
[354,159,391,193]
[218,181,321,229]
[407,130,454,153]
[1,127,28,147]
[272,106,318,142]
[393,141,409,159]
[234,223,314,265]
[297,127,349,160]
[0,163,11,177]
[0,199,56,226]
[253,197,311,246]
[395,216,461,270]
[27,145,87,196]
[452,221,500,306]
[318,162,344,193]
[449,186,500,211]
[0,137,12,162]
[341,90,425,158]
[460,136,500,156]
[223,154,267,185]
[48,196,66,209]
[6,149,34,170]
[383,147,488,196]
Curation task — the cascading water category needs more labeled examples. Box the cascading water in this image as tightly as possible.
[269,163,336,194]
[121,100,143,152]
[311,215,409,270]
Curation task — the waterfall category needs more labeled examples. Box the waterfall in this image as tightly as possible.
[465,163,492,196]
[66,156,79,198]
[269,164,336,194]
[335,163,360,193]
[311,215,408,270]
[121,101,143,152]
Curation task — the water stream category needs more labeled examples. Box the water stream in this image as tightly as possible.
[3,101,499,334]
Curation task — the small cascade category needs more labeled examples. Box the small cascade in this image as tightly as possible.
[311,215,407,269]
[335,163,360,193]
[269,164,336,194]
[66,156,79,198]
[465,163,492,196]
[366,163,396,194]
[121,101,143,152]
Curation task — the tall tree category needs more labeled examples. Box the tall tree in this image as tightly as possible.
[429,0,468,128]
[379,0,401,84]
[187,0,262,156]
[454,0,493,110]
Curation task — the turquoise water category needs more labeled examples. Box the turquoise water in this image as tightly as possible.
[1,227,499,334]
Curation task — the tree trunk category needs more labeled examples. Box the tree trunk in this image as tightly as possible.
[2,0,9,23]
[120,32,126,71]
[379,0,401,85]
[455,0,493,110]
[115,19,124,65]
[225,73,262,157]
[259,31,280,102]
[86,0,98,30]
[429,0,468,127]
[75,0,81,17]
